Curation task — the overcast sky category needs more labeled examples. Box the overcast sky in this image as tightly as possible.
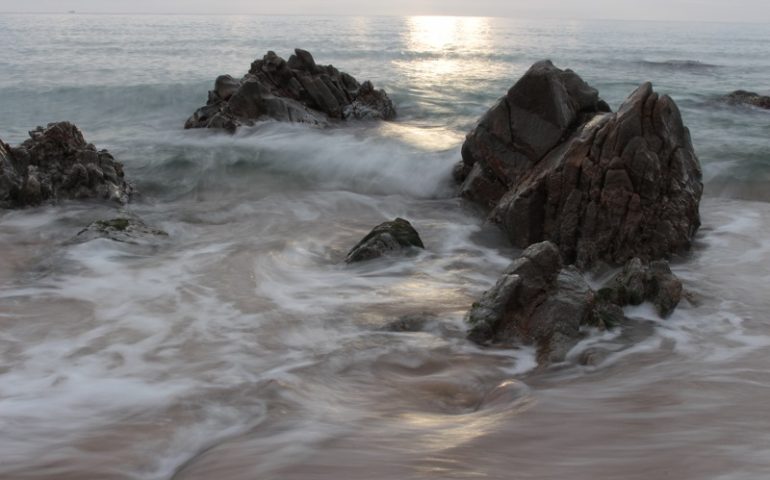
[0,0,768,23]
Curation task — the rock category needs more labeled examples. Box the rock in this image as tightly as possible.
[213,74,241,101]
[467,241,597,363]
[0,122,134,208]
[598,258,683,317]
[597,257,648,306]
[76,216,168,244]
[342,81,397,121]
[0,140,22,206]
[647,261,683,317]
[465,242,684,365]
[185,49,396,132]
[345,218,424,264]
[725,90,770,110]
[589,302,625,330]
[458,61,703,268]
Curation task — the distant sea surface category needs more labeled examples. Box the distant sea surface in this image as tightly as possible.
[1,14,770,480]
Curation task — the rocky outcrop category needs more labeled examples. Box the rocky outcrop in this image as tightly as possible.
[345,218,424,263]
[466,241,684,364]
[724,90,770,110]
[456,60,703,268]
[0,122,134,208]
[185,49,396,132]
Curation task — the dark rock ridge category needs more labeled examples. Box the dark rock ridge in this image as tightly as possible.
[724,90,770,110]
[456,60,703,268]
[0,122,134,208]
[346,218,424,263]
[185,49,396,132]
[466,241,684,364]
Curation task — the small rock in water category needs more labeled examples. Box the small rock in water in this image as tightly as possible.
[76,216,168,244]
[382,313,437,332]
[0,122,134,208]
[345,218,425,264]
[724,90,770,110]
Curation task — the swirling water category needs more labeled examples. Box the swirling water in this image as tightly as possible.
[1,14,770,480]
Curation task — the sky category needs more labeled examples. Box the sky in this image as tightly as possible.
[0,0,769,23]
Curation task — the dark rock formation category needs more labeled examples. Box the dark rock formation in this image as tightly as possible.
[76,216,168,244]
[345,218,424,263]
[457,60,703,268]
[466,241,684,364]
[724,90,770,110]
[466,241,596,363]
[185,49,396,132]
[597,257,683,317]
[0,122,134,208]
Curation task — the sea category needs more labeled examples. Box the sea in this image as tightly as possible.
[1,14,770,480]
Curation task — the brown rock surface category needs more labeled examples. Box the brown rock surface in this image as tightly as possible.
[457,61,703,268]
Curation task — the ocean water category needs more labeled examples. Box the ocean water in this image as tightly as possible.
[1,14,770,480]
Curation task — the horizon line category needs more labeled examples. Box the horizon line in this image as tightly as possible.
[0,11,769,25]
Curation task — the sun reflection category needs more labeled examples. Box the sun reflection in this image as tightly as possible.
[377,122,464,151]
[407,16,490,52]
[400,16,492,86]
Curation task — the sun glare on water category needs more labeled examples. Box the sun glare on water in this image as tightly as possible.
[401,16,492,82]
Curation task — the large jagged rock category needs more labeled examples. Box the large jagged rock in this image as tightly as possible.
[345,218,424,263]
[466,241,685,364]
[456,60,703,268]
[0,122,134,208]
[724,90,770,110]
[185,49,396,132]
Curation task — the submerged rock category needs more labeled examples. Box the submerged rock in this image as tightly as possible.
[345,218,424,263]
[0,122,134,208]
[457,60,703,268]
[76,216,168,244]
[724,90,770,110]
[466,241,684,364]
[382,313,437,332]
[185,49,396,132]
